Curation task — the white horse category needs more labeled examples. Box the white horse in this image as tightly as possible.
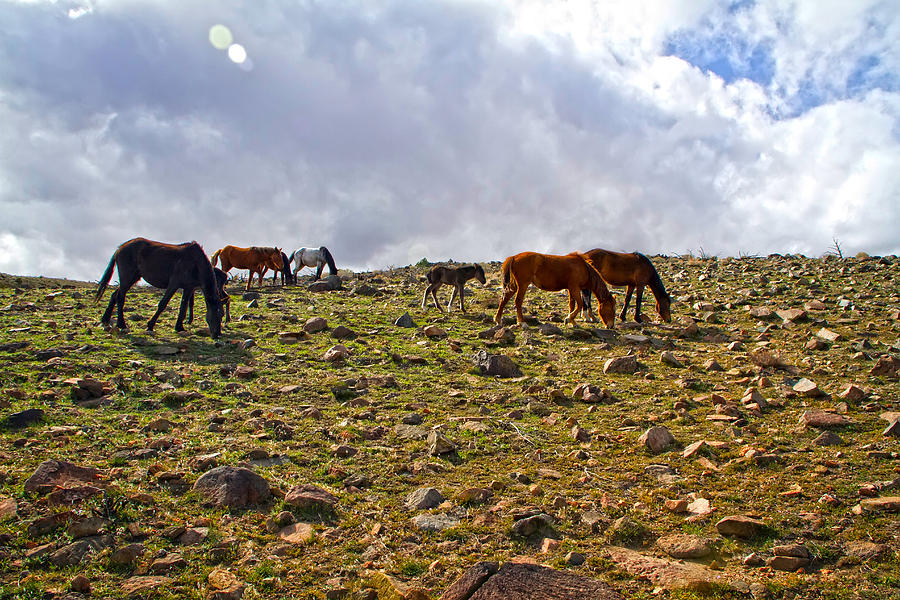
[289,246,337,281]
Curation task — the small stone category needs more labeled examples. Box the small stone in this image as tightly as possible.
[884,420,900,438]
[394,312,416,328]
[839,384,867,402]
[565,551,585,566]
[323,345,351,362]
[682,440,707,458]
[816,328,841,342]
[660,351,683,367]
[405,488,444,510]
[776,308,807,322]
[603,355,639,374]
[110,543,145,566]
[192,466,271,509]
[70,574,91,594]
[716,515,766,538]
[427,430,456,455]
[813,431,843,446]
[411,513,460,531]
[793,378,823,397]
[279,522,314,544]
[656,534,713,559]
[638,426,675,453]
[304,317,328,333]
[423,325,447,338]
[800,410,852,429]
[284,484,338,512]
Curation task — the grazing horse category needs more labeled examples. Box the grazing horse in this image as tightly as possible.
[95,238,222,338]
[421,263,486,313]
[290,246,337,281]
[211,245,283,290]
[495,252,616,328]
[188,267,231,325]
[580,249,671,323]
[270,251,295,286]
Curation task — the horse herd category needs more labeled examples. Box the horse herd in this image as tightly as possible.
[95,238,671,341]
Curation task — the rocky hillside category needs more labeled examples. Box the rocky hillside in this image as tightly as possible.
[0,253,898,599]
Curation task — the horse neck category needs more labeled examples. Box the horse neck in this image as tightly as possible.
[647,268,668,301]
[457,266,477,282]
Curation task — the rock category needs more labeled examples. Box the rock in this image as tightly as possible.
[192,466,271,508]
[609,516,646,542]
[427,430,457,455]
[472,350,522,378]
[278,522,314,544]
[67,516,109,538]
[571,425,591,443]
[871,355,900,377]
[604,546,723,592]
[457,488,493,505]
[110,543,145,566]
[565,552,585,566]
[122,576,174,598]
[208,569,247,600]
[331,325,356,339]
[440,561,623,600]
[660,351,683,367]
[308,274,342,292]
[149,552,187,574]
[656,534,713,559]
[776,308,807,322]
[50,535,114,567]
[233,366,255,379]
[423,325,447,338]
[323,345,351,362]
[0,497,16,520]
[767,545,810,571]
[284,484,338,512]
[411,513,460,531]
[2,408,44,429]
[838,384,868,402]
[70,574,91,594]
[816,328,841,342]
[603,355,638,374]
[394,312,416,328]
[405,487,445,510]
[799,410,852,429]
[638,426,675,453]
[792,378,823,397]
[304,317,328,333]
[682,440,708,458]
[854,496,900,513]
[511,513,556,538]
[177,527,209,546]
[813,431,844,446]
[884,420,900,438]
[24,460,100,495]
[716,515,766,538]
[687,497,712,516]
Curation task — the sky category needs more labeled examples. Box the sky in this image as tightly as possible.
[1,0,898,281]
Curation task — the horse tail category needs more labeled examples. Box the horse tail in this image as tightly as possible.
[95,250,117,303]
[320,246,337,275]
[210,249,222,268]
[501,257,513,289]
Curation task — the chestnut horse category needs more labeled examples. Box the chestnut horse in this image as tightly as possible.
[211,245,283,290]
[269,251,295,286]
[495,252,616,328]
[421,263,486,313]
[580,249,671,323]
[95,238,222,338]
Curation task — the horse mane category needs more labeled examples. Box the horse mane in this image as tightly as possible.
[579,255,612,300]
[638,253,670,302]
[319,246,337,275]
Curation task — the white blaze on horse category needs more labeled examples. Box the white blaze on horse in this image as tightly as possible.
[288,246,337,281]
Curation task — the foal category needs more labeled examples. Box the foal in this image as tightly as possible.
[421,263,486,313]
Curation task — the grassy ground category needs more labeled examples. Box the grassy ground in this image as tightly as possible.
[0,254,898,599]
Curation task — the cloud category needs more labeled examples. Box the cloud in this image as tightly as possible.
[0,0,898,282]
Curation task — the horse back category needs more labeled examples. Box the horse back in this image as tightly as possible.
[585,248,653,287]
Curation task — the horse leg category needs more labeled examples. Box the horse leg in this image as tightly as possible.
[175,290,190,332]
[186,290,195,324]
[513,283,529,325]
[421,284,432,310]
[314,261,323,281]
[147,285,179,332]
[447,285,458,312]
[431,283,444,312]
[455,283,466,313]
[111,270,140,329]
[620,285,634,321]
[565,289,581,325]
[581,289,596,322]
[495,287,516,325]
[633,285,645,323]
[101,292,116,327]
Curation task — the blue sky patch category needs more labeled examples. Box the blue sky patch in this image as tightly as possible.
[664,29,775,87]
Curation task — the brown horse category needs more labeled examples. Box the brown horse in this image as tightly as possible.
[421,263,486,313]
[580,249,671,323]
[495,252,616,327]
[95,238,222,338]
[211,245,283,290]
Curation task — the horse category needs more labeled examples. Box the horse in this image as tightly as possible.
[495,252,616,328]
[211,245,283,290]
[188,267,231,325]
[270,251,295,286]
[421,263,486,313]
[95,238,222,338]
[290,246,337,281]
[580,249,671,323]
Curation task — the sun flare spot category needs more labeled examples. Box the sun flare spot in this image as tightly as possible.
[227,43,247,64]
[208,24,233,50]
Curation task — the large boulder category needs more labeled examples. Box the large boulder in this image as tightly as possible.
[24,460,101,495]
[192,466,271,509]
[440,561,624,600]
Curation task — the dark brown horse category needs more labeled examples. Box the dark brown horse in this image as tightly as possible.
[188,267,231,325]
[95,238,222,338]
[495,252,615,327]
[269,251,296,286]
[421,263,486,313]
[580,249,671,323]
[211,245,283,290]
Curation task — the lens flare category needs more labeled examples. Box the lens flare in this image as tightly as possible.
[209,25,233,50]
[227,43,247,64]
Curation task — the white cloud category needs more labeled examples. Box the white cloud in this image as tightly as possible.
[0,0,898,282]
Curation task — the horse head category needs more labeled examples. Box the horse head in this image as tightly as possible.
[656,293,672,322]
[474,264,486,284]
